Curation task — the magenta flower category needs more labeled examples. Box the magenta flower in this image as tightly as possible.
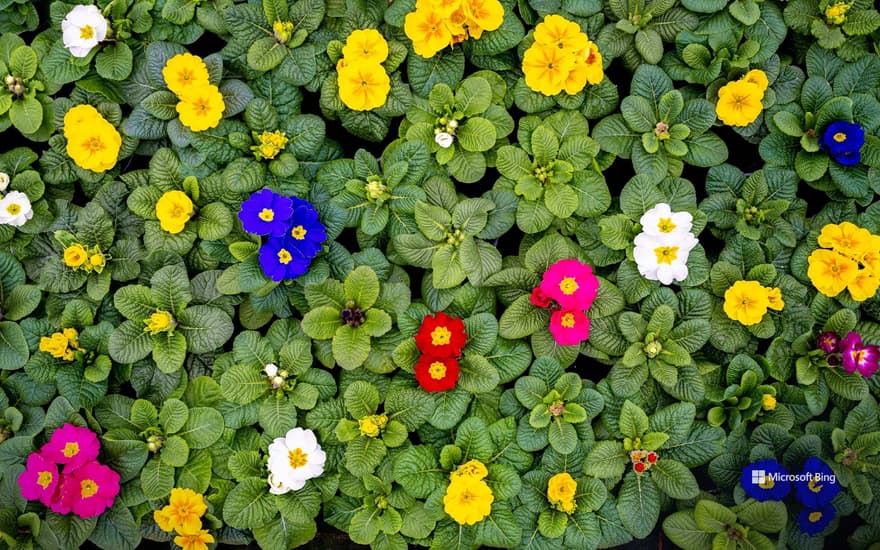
[548,309,591,346]
[60,461,120,518]
[538,259,600,310]
[18,452,61,507]
[42,424,100,472]
[817,331,839,354]
[840,332,880,377]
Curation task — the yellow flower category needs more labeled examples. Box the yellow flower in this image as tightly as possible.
[825,2,849,24]
[162,53,210,96]
[176,84,225,132]
[64,243,88,268]
[533,14,588,53]
[62,328,79,348]
[807,249,859,297]
[443,476,494,525]
[715,80,764,127]
[461,0,504,39]
[153,488,207,534]
[564,41,603,94]
[416,0,461,17]
[762,394,777,411]
[405,8,453,58]
[742,69,768,93]
[174,528,215,550]
[337,63,390,111]
[156,190,193,234]
[273,20,294,43]
[89,251,106,269]
[63,105,122,173]
[723,280,771,326]
[39,332,70,359]
[522,43,576,96]
[847,269,879,302]
[253,130,289,160]
[547,472,578,514]
[144,310,174,334]
[451,459,488,481]
[817,221,873,258]
[862,235,880,273]
[766,287,784,311]
[342,29,389,65]
[358,416,381,437]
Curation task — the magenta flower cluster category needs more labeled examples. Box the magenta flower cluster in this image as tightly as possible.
[530,259,600,346]
[817,330,879,377]
[18,424,120,518]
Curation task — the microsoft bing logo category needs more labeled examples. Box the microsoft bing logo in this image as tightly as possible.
[752,469,767,486]
[751,470,837,485]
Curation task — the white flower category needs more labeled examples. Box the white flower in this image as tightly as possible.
[435,132,454,149]
[61,5,108,58]
[0,191,33,227]
[0,172,9,192]
[267,427,326,493]
[264,363,278,377]
[633,231,699,285]
[639,203,692,237]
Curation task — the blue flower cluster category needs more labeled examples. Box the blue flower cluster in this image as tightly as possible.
[741,457,840,537]
[821,121,865,166]
[238,189,326,282]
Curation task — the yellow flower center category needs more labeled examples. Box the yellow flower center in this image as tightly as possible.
[559,276,579,295]
[288,448,308,469]
[657,218,676,233]
[37,471,53,489]
[758,475,775,489]
[429,361,447,380]
[277,248,292,265]
[193,98,210,114]
[63,442,80,458]
[833,132,847,143]
[560,313,575,328]
[808,477,824,493]
[809,511,822,522]
[654,246,679,264]
[431,326,452,346]
[79,25,94,40]
[291,225,307,240]
[6,204,20,215]
[852,348,867,364]
[258,208,275,222]
[80,479,99,498]
[762,394,777,411]
[84,136,105,153]
[145,311,172,333]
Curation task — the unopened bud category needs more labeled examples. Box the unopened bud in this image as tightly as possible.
[4,75,14,86]
[0,172,9,192]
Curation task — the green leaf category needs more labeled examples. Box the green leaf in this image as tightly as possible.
[547,419,578,454]
[221,363,268,404]
[455,77,493,117]
[499,294,550,339]
[345,266,380,309]
[333,325,371,369]
[532,125,560,166]
[650,458,699,499]
[140,457,174,500]
[302,306,343,340]
[457,354,501,394]
[584,440,627,478]
[619,400,649,439]
[177,305,234,354]
[344,435,387,477]
[95,42,133,81]
[9,96,42,135]
[662,511,713,550]
[224,477,276,529]
[393,445,445,499]
[457,117,496,152]
[178,407,223,449]
[617,472,661,538]
[0,321,28,370]
[159,398,189,433]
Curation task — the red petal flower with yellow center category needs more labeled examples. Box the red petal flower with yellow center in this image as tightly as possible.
[414,355,460,392]
[414,311,468,358]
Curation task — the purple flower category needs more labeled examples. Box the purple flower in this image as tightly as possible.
[840,332,880,377]
[239,189,293,237]
[817,331,839,354]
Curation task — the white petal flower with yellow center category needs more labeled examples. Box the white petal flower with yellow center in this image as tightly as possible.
[639,203,693,237]
[0,191,33,227]
[267,427,326,494]
[61,5,108,58]
[633,232,698,285]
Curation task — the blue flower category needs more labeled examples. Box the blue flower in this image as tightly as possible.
[820,121,865,166]
[239,189,293,236]
[259,236,310,281]
[796,505,835,536]
[794,457,840,508]
[284,196,327,259]
[741,459,790,501]
[256,197,326,282]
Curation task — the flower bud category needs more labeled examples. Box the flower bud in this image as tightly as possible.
[447,119,458,129]
[435,132,454,149]
[817,331,840,354]
[264,363,278,377]
[4,75,14,86]
[0,172,9,192]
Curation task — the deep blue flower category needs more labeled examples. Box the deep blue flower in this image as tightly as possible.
[741,459,790,501]
[795,457,840,508]
[258,236,310,282]
[257,197,326,282]
[820,121,865,166]
[796,505,835,536]
[284,196,327,259]
[239,189,293,236]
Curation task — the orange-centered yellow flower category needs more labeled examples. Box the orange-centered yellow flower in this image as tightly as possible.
[523,43,577,96]
[723,280,771,326]
[342,29,389,64]
[443,476,494,525]
[533,14,588,53]
[807,249,860,297]
[715,79,764,127]
[154,488,207,533]
[155,190,194,234]
[337,63,390,111]
[176,84,225,132]
[162,53,210,96]
[405,8,454,58]
[817,221,873,258]
[63,104,122,173]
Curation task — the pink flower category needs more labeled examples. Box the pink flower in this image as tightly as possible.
[539,259,599,310]
[840,332,880,377]
[42,424,100,472]
[18,452,61,507]
[549,309,591,346]
[60,461,120,518]
[817,331,840,354]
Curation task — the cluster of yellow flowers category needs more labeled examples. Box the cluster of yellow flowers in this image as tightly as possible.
[358,413,388,437]
[156,190,194,234]
[404,0,503,59]
[336,29,391,111]
[63,104,122,173]
[824,1,850,25]
[252,130,289,160]
[443,459,494,525]
[63,243,106,272]
[807,222,880,302]
[723,280,784,326]
[154,488,215,550]
[39,328,81,361]
[546,472,577,514]
[522,15,603,96]
[715,69,768,127]
[162,53,225,132]
[144,310,175,335]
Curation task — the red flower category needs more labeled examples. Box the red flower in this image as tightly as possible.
[530,287,552,308]
[647,452,658,463]
[414,355,460,392]
[634,462,646,473]
[414,312,467,359]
